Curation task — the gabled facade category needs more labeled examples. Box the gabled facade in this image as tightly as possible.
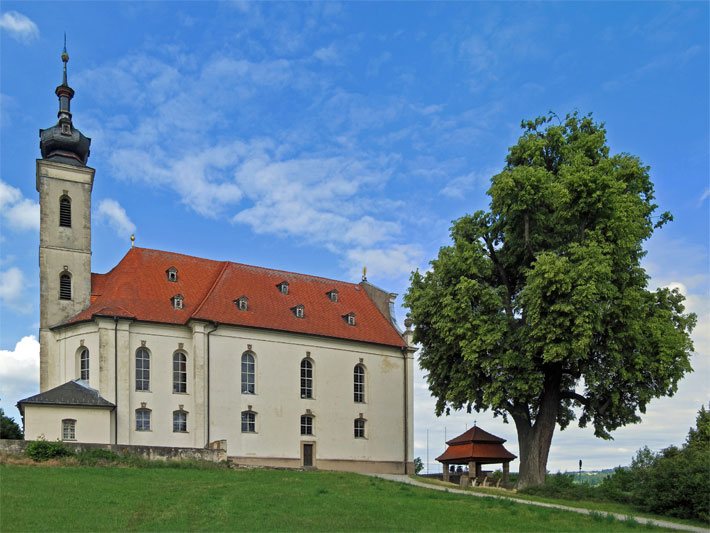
[19,48,415,474]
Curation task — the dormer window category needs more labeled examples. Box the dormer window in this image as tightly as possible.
[172,294,184,310]
[277,281,289,295]
[344,312,356,326]
[326,290,339,302]
[235,296,249,311]
[166,267,178,282]
[293,305,305,318]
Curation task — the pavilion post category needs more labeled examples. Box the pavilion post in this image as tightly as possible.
[503,462,509,483]
[443,463,450,482]
[468,461,476,482]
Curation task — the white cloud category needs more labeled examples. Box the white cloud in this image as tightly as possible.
[0,267,26,309]
[0,180,39,231]
[313,44,340,64]
[439,170,485,199]
[0,11,39,43]
[345,244,423,281]
[0,335,40,423]
[96,199,137,237]
[232,151,401,249]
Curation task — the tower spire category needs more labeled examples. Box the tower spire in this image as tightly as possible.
[61,33,69,86]
[39,38,91,166]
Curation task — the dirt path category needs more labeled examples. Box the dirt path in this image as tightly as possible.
[368,474,708,533]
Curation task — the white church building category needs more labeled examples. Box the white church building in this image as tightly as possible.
[18,48,415,474]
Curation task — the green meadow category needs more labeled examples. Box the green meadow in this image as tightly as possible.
[0,464,668,532]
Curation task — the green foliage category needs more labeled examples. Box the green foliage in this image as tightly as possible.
[405,112,696,486]
[0,407,23,439]
[522,473,598,500]
[599,404,710,522]
[75,448,120,465]
[414,456,424,474]
[25,438,74,461]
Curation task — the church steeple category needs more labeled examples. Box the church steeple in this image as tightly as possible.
[39,37,91,166]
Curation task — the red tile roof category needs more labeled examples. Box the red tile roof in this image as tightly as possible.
[437,426,517,464]
[61,247,406,348]
[446,426,506,445]
[436,442,517,463]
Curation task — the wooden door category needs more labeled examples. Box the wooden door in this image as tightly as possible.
[303,443,313,467]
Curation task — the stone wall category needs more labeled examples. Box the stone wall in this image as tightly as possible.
[0,439,227,462]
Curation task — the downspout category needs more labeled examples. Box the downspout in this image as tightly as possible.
[402,346,408,474]
[205,322,218,447]
[114,316,118,444]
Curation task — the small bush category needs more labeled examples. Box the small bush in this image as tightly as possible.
[75,449,120,465]
[25,439,74,462]
[522,473,598,500]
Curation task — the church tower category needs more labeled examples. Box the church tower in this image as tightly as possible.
[36,42,94,390]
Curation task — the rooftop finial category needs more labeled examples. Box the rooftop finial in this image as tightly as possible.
[61,33,69,86]
[131,234,135,248]
[362,266,367,282]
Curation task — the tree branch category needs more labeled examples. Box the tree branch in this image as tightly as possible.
[482,234,515,319]
[560,390,589,406]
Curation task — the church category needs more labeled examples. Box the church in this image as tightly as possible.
[18,48,415,474]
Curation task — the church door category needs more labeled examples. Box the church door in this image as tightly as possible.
[302,443,314,467]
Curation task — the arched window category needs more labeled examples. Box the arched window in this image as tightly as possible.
[173,352,187,393]
[62,419,76,440]
[135,408,151,431]
[354,364,365,403]
[241,410,256,433]
[354,418,366,438]
[173,410,188,433]
[300,358,313,399]
[300,414,314,435]
[241,352,255,394]
[59,272,72,300]
[136,347,150,391]
[78,348,89,381]
[59,195,71,227]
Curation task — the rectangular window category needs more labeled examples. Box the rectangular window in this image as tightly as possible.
[136,410,151,431]
[62,419,76,440]
[300,415,313,436]
[354,365,365,403]
[173,354,187,393]
[354,418,366,438]
[136,349,150,391]
[300,360,313,399]
[173,411,187,433]
[241,355,255,394]
[241,411,256,433]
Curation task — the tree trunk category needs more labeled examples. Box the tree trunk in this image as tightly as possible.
[513,370,561,490]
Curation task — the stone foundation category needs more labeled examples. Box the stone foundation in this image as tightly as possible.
[0,439,226,462]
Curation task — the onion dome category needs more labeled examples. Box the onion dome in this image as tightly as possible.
[39,37,91,166]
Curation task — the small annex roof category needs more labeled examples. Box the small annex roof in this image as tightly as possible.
[17,380,115,414]
[436,425,517,465]
[61,247,406,348]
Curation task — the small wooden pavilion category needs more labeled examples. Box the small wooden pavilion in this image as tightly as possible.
[436,425,516,484]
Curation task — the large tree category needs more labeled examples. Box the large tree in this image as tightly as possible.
[405,113,696,489]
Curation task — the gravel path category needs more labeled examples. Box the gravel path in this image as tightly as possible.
[368,474,708,533]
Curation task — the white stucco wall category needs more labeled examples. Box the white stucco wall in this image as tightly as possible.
[23,405,111,443]
[39,317,413,472]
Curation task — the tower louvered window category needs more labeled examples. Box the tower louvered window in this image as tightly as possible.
[59,196,71,227]
[59,273,72,300]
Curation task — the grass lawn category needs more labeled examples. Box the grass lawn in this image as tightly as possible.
[0,464,667,532]
[411,476,708,530]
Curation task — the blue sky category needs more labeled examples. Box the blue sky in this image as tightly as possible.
[1,2,708,472]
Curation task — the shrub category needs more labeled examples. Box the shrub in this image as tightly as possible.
[25,439,74,461]
[414,457,424,474]
[75,448,120,465]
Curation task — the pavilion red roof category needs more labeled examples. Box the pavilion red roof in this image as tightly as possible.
[437,426,517,464]
[60,247,406,349]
